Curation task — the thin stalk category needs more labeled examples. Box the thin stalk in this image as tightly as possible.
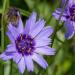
[1,12,4,75]
[46,15,52,24]
[1,0,6,74]
[10,60,13,75]
[22,74,24,75]
[1,0,9,75]
[51,0,69,47]
[44,0,69,75]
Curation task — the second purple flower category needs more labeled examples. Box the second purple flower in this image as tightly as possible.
[53,0,75,39]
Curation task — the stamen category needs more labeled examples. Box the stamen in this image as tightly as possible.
[27,48,31,53]
[18,45,21,48]
[22,46,26,50]
[20,34,23,40]
[26,35,28,38]
[30,41,32,44]
[74,10,75,12]
[15,34,35,56]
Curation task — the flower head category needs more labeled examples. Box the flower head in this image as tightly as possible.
[6,7,20,27]
[53,0,75,39]
[0,12,55,74]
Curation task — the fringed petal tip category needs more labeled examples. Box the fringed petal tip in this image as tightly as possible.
[52,9,67,22]
[0,52,13,61]
[32,53,48,69]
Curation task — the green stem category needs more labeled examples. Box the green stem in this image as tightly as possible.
[1,18,4,52]
[1,0,5,74]
[44,1,69,75]
[51,0,69,47]
[21,72,25,75]
[1,0,9,75]
[10,60,13,75]
[46,15,52,24]
[1,11,4,75]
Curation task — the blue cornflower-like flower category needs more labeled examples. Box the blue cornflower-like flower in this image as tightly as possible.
[0,12,55,74]
[53,0,75,39]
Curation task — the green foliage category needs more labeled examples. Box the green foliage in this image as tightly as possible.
[0,0,74,75]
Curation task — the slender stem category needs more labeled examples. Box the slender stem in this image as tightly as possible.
[46,15,52,24]
[44,0,69,75]
[10,60,13,75]
[1,0,9,75]
[1,16,4,75]
[51,0,69,47]
[1,0,6,74]
[1,3,5,55]
[22,73,25,75]
[48,1,69,75]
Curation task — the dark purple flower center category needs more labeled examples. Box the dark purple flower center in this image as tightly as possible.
[15,34,35,56]
[66,4,75,21]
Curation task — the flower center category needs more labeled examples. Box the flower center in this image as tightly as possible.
[68,4,75,21]
[15,34,35,56]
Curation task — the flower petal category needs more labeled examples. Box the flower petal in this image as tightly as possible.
[6,44,16,53]
[35,46,55,55]
[30,19,45,38]
[61,0,69,10]
[67,0,75,6]
[6,31,15,44]
[13,53,22,64]
[35,38,51,47]
[17,16,24,33]
[18,57,25,74]
[32,53,48,69]
[24,56,34,71]
[24,12,37,34]
[64,20,75,39]
[53,8,67,21]
[0,52,13,61]
[8,23,19,39]
[35,26,53,40]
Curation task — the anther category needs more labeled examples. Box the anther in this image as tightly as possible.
[15,34,35,55]
[20,34,23,40]
[30,41,32,44]
[18,45,21,48]
[22,46,26,50]
[27,48,31,53]
[26,35,28,38]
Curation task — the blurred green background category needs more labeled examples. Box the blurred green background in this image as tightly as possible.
[0,0,74,75]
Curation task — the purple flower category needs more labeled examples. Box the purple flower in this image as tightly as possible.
[53,0,75,39]
[0,12,55,74]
